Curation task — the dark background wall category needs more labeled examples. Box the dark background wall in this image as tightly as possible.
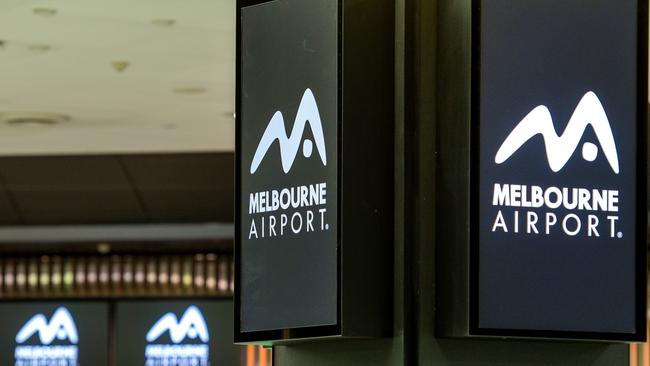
[274,0,632,365]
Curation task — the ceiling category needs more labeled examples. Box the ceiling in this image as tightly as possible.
[0,0,234,155]
[0,1,646,157]
[0,153,234,225]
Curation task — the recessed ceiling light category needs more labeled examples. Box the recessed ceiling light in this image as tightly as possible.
[27,44,51,53]
[0,112,70,127]
[32,8,58,17]
[173,86,206,94]
[111,61,130,72]
[152,19,176,27]
[97,243,111,254]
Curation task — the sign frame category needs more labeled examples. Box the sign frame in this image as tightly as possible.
[437,0,648,342]
[235,0,394,344]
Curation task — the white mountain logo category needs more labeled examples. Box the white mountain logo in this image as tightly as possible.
[495,91,620,174]
[16,307,79,345]
[250,88,327,174]
[146,305,209,344]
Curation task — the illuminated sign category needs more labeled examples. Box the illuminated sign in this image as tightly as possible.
[15,307,79,365]
[237,0,339,338]
[473,0,647,340]
[145,306,210,365]
[436,0,646,342]
[0,303,109,366]
[236,0,394,342]
[116,301,240,366]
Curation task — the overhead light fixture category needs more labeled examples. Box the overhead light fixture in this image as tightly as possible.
[27,44,51,53]
[111,61,130,72]
[152,19,176,27]
[97,243,111,255]
[0,112,70,127]
[32,7,58,17]
[173,86,207,94]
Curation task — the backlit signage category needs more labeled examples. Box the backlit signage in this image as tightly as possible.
[0,302,109,366]
[115,301,239,366]
[473,0,646,340]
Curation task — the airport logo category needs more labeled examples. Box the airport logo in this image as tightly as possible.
[250,88,327,174]
[146,305,209,343]
[14,307,79,366]
[145,306,210,366]
[247,87,332,240]
[490,92,623,239]
[16,307,78,345]
[495,91,619,174]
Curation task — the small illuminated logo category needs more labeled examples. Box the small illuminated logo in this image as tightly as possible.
[145,306,210,366]
[16,307,79,345]
[14,307,79,366]
[250,88,327,174]
[146,305,209,343]
[495,91,620,174]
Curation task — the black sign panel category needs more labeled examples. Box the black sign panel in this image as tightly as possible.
[115,300,239,366]
[473,0,647,340]
[0,302,109,366]
[238,0,339,335]
[237,0,393,343]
